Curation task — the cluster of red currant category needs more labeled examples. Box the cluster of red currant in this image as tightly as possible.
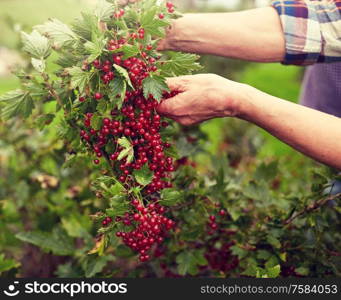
[79,2,179,262]
[116,199,175,262]
[207,209,227,235]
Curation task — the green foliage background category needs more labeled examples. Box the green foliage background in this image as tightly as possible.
[0,0,340,278]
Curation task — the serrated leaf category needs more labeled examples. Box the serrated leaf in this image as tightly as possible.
[113,64,134,89]
[83,255,114,278]
[142,75,169,102]
[176,250,207,276]
[266,265,281,278]
[61,213,91,239]
[121,44,140,60]
[15,227,74,256]
[161,51,202,76]
[117,137,134,163]
[267,235,281,249]
[72,13,99,41]
[31,58,46,73]
[35,18,78,47]
[0,90,34,120]
[91,114,102,130]
[94,0,115,22]
[84,37,107,63]
[133,164,153,186]
[144,19,170,37]
[0,254,20,275]
[21,30,51,59]
[160,189,183,206]
[109,77,126,109]
[55,52,82,68]
[68,66,91,92]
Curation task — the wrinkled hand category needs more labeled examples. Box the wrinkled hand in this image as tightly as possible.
[157,74,247,126]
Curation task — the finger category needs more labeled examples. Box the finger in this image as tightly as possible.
[157,92,185,116]
[166,76,189,92]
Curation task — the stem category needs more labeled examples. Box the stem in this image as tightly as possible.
[41,73,64,109]
[283,193,341,225]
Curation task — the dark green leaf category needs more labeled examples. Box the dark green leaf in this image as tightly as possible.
[160,189,184,206]
[0,90,34,120]
[68,66,91,92]
[160,52,202,76]
[113,64,134,89]
[142,75,169,102]
[15,227,74,256]
[133,164,153,186]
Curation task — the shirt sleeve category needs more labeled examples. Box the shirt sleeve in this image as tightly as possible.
[271,0,341,66]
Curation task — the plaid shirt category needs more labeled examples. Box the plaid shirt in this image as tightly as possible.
[272,0,341,65]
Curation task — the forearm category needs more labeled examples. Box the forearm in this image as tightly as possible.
[239,86,341,169]
[160,7,285,62]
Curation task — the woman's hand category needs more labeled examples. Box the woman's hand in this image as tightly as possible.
[157,74,247,126]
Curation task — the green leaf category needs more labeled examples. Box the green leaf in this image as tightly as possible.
[15,227,74,256]
[295,266,309,276]
[230,245,248,259]
[254,161,278,182]
[94,0,115,22]
[91,113,102,131]
[35,114,55,130]
[267,235,281,249]
[31,58,46,73]
[0,90,34,120]
[35,18,78,47]
[109,77,126,109]
[113,64,134,89]
[21,30,51,59]
[266,265,281,278]
[55,52,81,68]
[83,255,114,278]
[0,254,20,275]
[121,44,140,60]
[160,189,184,206]
[61,214,92,239]
[115,245,134,258]
[140,5,170,37]
[109,194,130,216]
[142,75,169,102]
[133,164,153,186]
[140,7,157,27]
[72,12,99,41]
[161,52,202,76]
[117,137,134,163]
[84,37,107,63]
[97,100,108,114]
[176,250,207,276]
[68,66,91,92]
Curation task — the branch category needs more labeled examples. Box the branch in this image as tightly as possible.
[283,193,341,225]
[41,73,63,109]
